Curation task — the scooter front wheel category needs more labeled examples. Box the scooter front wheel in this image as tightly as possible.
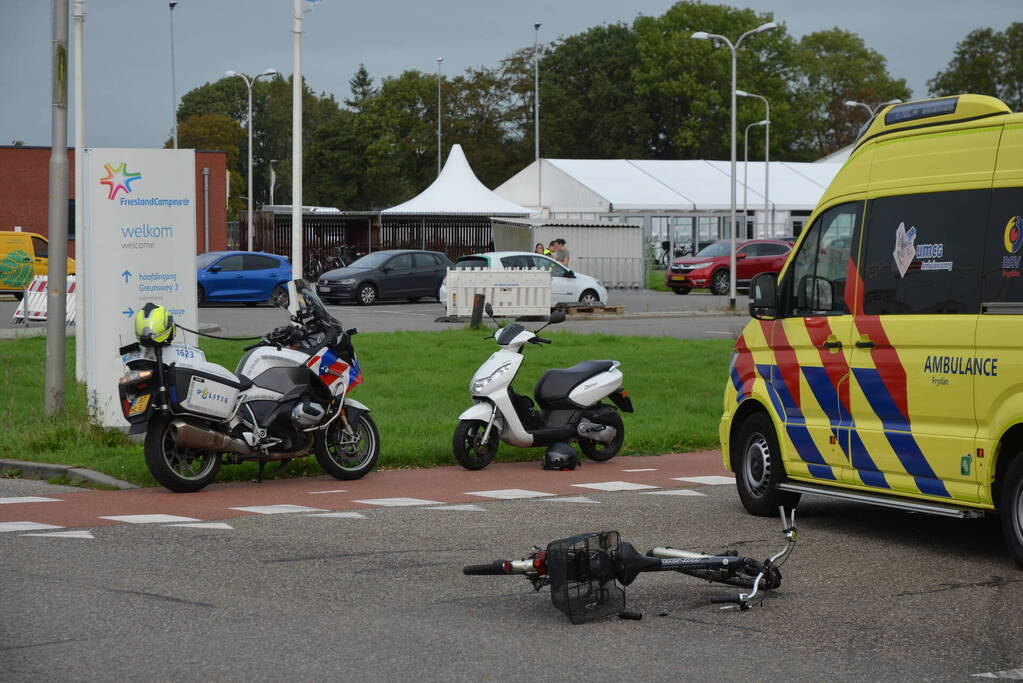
[453,419,498,470]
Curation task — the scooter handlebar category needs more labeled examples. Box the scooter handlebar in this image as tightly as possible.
[532,337,551,345]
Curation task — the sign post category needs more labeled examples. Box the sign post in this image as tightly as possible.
[83,148,197,426]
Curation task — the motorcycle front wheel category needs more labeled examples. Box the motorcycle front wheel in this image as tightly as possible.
[144,415,221,492]
[453,419,499,470]
[314,412,380,480]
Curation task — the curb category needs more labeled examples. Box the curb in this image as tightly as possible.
[0,458,138,490]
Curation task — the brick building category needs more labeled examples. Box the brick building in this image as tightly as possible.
[0,146,229,259]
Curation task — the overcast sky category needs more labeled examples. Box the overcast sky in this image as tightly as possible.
[1,0,1018,150]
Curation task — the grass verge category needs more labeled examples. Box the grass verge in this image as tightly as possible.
[0,331,733,486]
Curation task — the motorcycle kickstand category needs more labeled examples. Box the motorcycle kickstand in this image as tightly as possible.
[256,459,266,483]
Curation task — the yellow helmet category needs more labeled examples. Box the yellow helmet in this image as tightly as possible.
[134,303,175,346]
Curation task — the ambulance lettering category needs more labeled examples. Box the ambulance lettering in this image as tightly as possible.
[922,355,998,377]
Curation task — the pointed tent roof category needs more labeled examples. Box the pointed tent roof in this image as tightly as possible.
[381,144,532,216]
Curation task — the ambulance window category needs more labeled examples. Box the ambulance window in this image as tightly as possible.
[981,188,1023,305]
[785,202,860,316]
[861,189,987,315]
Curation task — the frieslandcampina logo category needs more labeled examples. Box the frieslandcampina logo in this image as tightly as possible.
[99,162,142,200]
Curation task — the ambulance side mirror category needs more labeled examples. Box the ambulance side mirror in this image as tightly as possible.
[750,272,779,320]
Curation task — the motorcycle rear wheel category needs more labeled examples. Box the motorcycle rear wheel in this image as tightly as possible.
[453,419,498,470]
[314,412,380,480]
[144,415,221,493]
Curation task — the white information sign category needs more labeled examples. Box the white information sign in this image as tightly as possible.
[83,148,198,426]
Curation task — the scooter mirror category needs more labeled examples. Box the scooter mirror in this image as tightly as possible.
[548,310,566,324]
[485,303,495,317]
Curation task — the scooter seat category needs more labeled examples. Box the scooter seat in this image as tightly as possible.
[535,360,615,408]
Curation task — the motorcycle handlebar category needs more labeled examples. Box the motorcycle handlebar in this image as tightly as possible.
[533,337,551,345]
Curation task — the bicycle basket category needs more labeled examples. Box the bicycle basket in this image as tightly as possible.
[546,531,625,624]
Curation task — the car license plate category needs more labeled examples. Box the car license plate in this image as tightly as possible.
[671,275,685,281]
[128,394,150,416]
[318,285,330,293]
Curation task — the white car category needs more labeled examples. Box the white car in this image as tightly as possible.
[439,251,608,305]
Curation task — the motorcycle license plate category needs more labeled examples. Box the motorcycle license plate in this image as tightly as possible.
[671,275,685,281]
[128,394,150,416]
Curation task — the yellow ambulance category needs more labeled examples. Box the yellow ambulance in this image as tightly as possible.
[0,231,76,299]
[723,94,1023,564]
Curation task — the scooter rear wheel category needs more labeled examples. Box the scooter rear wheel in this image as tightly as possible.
[453,419,498,470]
[578,411,624,461]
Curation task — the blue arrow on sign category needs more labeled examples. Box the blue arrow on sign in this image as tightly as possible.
[122,270,132,283]
[122,306,134,317]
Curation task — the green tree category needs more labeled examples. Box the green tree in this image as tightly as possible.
[928,23,1023,111]
[165,113,246,219]
[790,28,911,158]
[345,64,376,110]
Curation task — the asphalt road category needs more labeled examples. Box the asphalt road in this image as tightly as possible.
[0,289,751,340]
[3,464,1022,682]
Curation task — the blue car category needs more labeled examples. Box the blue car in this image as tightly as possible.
[196,251,291,306]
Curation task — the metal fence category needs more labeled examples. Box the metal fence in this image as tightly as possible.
[574,256,644,289]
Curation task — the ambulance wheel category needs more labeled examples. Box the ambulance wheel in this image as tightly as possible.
[453,419,498,470]
[733,412,799,516]
[144,416,221,493]
[999,455,1023,568]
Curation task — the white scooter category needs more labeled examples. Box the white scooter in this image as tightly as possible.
[454,305,634,470]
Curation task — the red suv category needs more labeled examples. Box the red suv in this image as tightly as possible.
[665,239,792,295]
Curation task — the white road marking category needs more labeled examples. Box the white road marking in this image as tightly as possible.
[540,496,600,504]
[972,668,1023,679]
[229,505,327,515]
[165,522,234,529]
[306,511,367,519]
[466,489,554,500]
[308,489,348,494]
[427,504,486,511]
[621,468,657,473]
[0,496,62,504]
[100,514,201,524]
[350,497,442,507]
[640,489,706,497]
[21,530,94,538]
[672,476,735,485]
[0,521,64,533]
[572,481,659,491]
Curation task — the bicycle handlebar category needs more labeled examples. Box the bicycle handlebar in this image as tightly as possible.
[463,561,508,576]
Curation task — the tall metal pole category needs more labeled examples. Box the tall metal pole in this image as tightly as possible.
[437,57,443,175]
[534,22,542,213]
[291,0,303,280]
[169,1,177,148]
[73,0,85,382]
[46,0,70,415]
[738,91,770,237]
[246,78,253,250]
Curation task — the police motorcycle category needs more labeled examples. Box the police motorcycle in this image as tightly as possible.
[117,280,379,492]
[454,304,633,471]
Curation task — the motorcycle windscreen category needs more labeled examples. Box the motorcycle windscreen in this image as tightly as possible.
[546,531,625,624]
[288,279,341,326]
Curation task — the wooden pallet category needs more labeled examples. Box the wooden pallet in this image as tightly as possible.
[564,305,624,316]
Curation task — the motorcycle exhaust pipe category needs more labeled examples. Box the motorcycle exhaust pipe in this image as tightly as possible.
[577,420,617,444]
[171,420,256,456]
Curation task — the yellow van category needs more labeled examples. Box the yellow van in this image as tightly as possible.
[723,94,1023,564]
[0,231,76,299]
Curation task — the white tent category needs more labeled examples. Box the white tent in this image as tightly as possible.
[494,158,841,215]
[382,144,532,216]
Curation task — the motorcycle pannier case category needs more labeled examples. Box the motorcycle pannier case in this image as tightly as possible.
[169,364,244,420]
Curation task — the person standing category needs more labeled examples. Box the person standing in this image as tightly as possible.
[555,238,570,267]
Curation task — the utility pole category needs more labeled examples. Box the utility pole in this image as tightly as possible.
[73,0,85,382]
[169,1,178,148]
[436,57,443,175]
[46,0,70,414]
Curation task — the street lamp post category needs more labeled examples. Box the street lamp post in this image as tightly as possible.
[845,98,903,118]
[692,21,778,309]
[437,57,443,175]
[738,90,771,236]
[533,22,541,161]
[225,68,278,252]
[169,1,178,148]
[743,119,769,240]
